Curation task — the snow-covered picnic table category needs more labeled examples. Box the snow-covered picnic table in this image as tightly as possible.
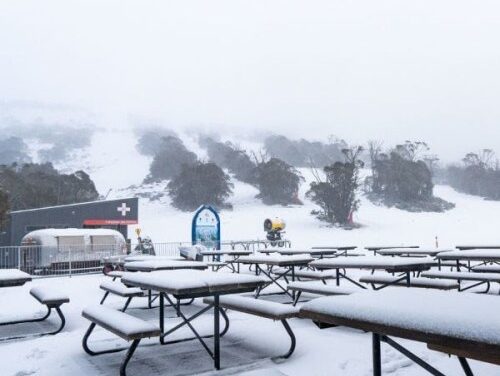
[311,245,358,251]
[437,249,500,262]
[455,245,500,250]
[122,270,266,370]
[310,256,436,288]
[365,245,420,255]
[374,248,449,257]
[238,254,314,301]
[124,259,208,272]
[0,269,32,288]
[257,248,338,258]
[300,289,500,374]
[200,250,253,273]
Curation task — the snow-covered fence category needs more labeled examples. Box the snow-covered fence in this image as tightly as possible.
[0,244,124,277]
[0,238,290,278]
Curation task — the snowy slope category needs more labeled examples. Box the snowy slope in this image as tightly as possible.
[48,127,500,249]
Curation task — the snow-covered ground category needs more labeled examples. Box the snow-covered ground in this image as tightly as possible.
[0,270,499,376]
[1,127,500,375]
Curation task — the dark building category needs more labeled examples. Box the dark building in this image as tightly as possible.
[0,197,139,246]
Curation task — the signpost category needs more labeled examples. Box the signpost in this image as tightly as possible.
[191,205,221,250]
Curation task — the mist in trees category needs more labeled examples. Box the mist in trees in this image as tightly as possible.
[0,163,99,210]
[307,147,363,226]
[0,137,31,165]
[144,136,198,183]
[367,141,454,212]
[264,135,346,167]
[135,128,178,157]
[199,137,257,185]
[167,162,233,211]
[446,149,500,200]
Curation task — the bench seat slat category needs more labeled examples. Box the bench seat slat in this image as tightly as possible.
[30,287,70,307]
[100,281,144,297]
[82,305,160,341]
[204,296,299,320]
[421,271,500,282]
[287,281,355,295]
[359,275,459,289]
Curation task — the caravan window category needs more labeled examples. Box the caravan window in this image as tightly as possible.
[57,236,85,252]
[91,236,117,252]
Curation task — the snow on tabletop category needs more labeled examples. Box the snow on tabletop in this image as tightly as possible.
[421,271,500,281]
[375,248,450,255]
[0,269,31,281]
[238,254,314,264]
[302,290,500,345]
[122,270,266,292]
[82,305,159,336]
[124,260,208,270]
[311,256,435,269]
[437,249,500,259]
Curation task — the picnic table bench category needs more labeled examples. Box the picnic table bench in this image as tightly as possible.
[421,270,500,293]
[0,270,69,340]
[82,305,161,376]
[300,289,500,376]
[287,281,355,305]
[311,256,436,289]
[100,281,145,311]
[204,295,299,358]
[359,274,459,290]
[121,270,266,370]
[312,246,358,251]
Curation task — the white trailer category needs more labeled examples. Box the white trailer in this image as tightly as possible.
[20,228,126,271]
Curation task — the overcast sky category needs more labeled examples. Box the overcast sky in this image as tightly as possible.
[1,0,499,161]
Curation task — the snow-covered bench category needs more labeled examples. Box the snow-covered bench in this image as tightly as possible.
[203,295,299,359]
[421,271,500,293]
[300,289,500,375]
[100,281,145,311]
[82,305,161,376]
[27,287,70,336]
[287,281,356,306]
[272,268,337,282]
[472,265,500,273]
[106,270,125,281]
[359,275,459,290]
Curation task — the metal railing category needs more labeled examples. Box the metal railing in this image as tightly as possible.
[0,238,291,277]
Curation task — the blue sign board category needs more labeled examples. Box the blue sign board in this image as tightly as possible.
[191,205,221,250]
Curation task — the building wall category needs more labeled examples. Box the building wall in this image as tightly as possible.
[4,197,139,246]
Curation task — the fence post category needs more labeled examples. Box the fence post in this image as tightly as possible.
[17,246,21,271]
[69,247,72,278]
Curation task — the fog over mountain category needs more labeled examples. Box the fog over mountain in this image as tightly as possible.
[1,0,500,162]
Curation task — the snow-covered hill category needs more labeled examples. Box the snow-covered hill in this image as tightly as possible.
[54,127,500,249]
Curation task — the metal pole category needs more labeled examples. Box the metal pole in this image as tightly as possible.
[214,294,220,370]
[373,333,382,376]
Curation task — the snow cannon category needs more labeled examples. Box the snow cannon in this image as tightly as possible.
[264,218,286,246]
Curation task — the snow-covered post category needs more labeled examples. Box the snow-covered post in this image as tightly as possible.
[17,246,21,271]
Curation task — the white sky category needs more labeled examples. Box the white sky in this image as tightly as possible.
[1,0,499,161]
